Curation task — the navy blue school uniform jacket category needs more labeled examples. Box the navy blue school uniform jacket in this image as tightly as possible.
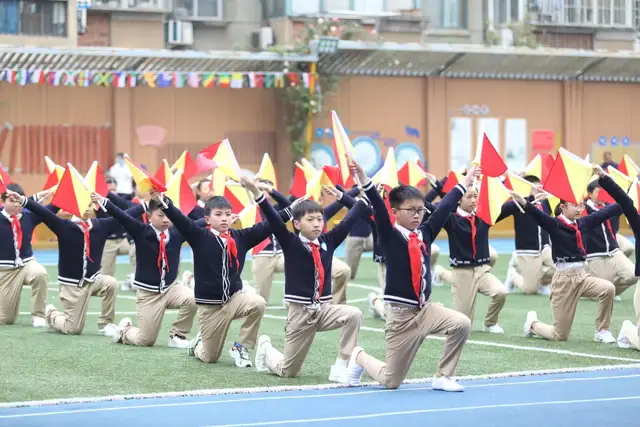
[583,199,620,259]
[363,179,466,306]
[23,198,145,286]
[523,197,622,264]
[256,192,367,305]
[102,199,205,293]
[597,175,640,275]
[253,189,291,258]
[499,197,552,255]
[0,195,59,268]
[160,197,292,305]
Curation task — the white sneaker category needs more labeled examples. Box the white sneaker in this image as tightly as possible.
[328,362,348,383]
[32,316,46,328]
[617,320,636,349]
[121,274,134,292]
[181,271,194,289]
[113,317,132,343]
[346,346,364,386]
[229,342,252,367]
[254,335,271,372]
[168,334,190,349]
[483,324,504,334]
[188,331,202,357]
[99,323,118,337]
[594,329,616,344]
[615,296,622,302]
[431,375,464,392]
[44,304,56,328]
[524,311,538,337]
[507,251,517,269]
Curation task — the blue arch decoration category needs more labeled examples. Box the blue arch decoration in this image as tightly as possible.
[394,142,424,167]
[352,136,383,176]
[309,143,335,168]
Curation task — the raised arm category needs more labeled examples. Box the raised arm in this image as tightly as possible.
[157,196,205,244]
[234,207,293,249]
[22,197,64,234]
[99,196,146,237]
[494,200,523,224]
[243,177,295,247]
[269,190,292,209]
[598,174,640,231]
[577,203,622,231]
[522,201,558,232]
[325,199,367,248]
[421,183,467,242]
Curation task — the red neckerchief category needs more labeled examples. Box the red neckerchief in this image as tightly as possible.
[310,242,325,300]
[80,221,93,262]
[157,231,168,273]
[208,226,238,268]
[558,215,585,254]
[408,231,426,304]
[10,215,22,251]
[456,211,477,259]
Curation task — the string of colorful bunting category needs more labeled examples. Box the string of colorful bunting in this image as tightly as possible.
[0,69,316,89]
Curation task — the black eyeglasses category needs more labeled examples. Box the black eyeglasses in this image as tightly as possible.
[397,207,427,216]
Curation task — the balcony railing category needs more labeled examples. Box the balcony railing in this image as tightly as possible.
[527,0,635,28]
[0,0,67,38]
[91,0,171,12]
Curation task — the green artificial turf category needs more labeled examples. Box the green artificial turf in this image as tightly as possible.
[1,256,638,403]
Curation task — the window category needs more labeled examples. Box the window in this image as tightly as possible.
[174,0,222,19]
[441,0,466,28]
[323,0,350,12]
[0,0,67,37]
[290,0,320,15]
[492,0,522,25]
[264,0,286,18]
[354,0,385,13]
[598,0,630,26]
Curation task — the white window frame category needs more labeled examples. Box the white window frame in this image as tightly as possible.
[595,0,633,27]
[486,0,525,30]
[192,0,223,19]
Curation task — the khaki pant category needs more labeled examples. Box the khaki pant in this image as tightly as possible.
[265,302,362,377]
[489,245,498,267]
[122,283,197,346]
[513,249,556,294]
[376,262,387,293]
[0,261,48,324]
[617,233,634,257]
[129,242,137,276]
[430,244,440,268]
[194,291,266,363]
[47,275,117,335]
[531,269,615,341]
[357,302,470,389]
[586,251,637,296]
[345,235,373,279]
[101,238,132,278]
[252,253,285,302]
[450,265,506,328]
[331,257,351,305]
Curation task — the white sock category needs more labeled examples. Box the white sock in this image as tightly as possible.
[334,357,348,368]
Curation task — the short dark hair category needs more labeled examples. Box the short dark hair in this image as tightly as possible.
[388,185,423,209]
[587,180,600,194]
[292,199,323,221]
[106,177,116,185]
[554,199,568,217]
[523,175,540,184]
[204,196,232,216]
[146,199,164,213]
[1,183,24,201]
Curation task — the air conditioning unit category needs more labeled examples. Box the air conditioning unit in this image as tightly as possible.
[166,20,194,46]
[259,26,273,49]
[77,8,87,34]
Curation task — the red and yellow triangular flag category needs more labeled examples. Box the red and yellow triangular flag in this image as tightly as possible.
[196,139,242,181]
[503,172,535,197]
[330,111,356,187]
[154,159,174,187]
[208,167,227,196]
[476,175,511,225]
[42,157,65,191]
[372,147,399,189]
[305,167,334,201]
[84,161,108,197]
[224,184,251,214]
[171,151,198,181]
[398,160,426,187]
[472,133,507,178]
[289,162,314,198]
[442,168,466,193]
[0,168,11,193]
[51,163,92,218]
[256,153,278,189]
[619,154,640,178]
[542,148,593,205]
[166,169,197,215]
[598,166,633,204]
[124,154,167,194]
[627,179,640,214]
